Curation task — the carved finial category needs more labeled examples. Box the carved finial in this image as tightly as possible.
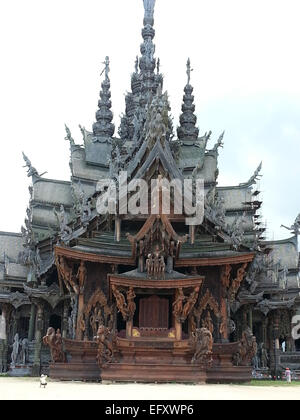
[281,213,300,235]
[100,56,110,80]
[64,124,75,146]
[239,161,262,187]
[177,60,199,142]
[187,58,193,85]
[93,56,115,139]
[22,152,46,179]
[143,0,156,21]
[212,131,225,152]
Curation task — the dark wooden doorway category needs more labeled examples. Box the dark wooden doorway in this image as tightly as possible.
[139,295,169,328]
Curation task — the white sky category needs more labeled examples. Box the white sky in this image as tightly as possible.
[0,0,299,240]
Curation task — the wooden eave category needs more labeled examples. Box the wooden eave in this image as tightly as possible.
[108,273,204,290]
[175,252,255,267]
[54,245,136,266]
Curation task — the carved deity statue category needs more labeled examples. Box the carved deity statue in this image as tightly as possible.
[112,285,129,321]
[233,328,257,367]
[202,311,214,335]
[259,342,269,368]
[182,287,200,319]
[90,307,101,338]
[11,333,21,367]
[96,325,117,367]
[173,287,200,323]
[54,205,73,240]
[20,338,29,365]
[146,245,166,280]
[126,287,136,320]
[77,261,87,294]
[186,58,193,85]
[190,328,213,365]
[43,327,66,363]
[173,288,186,321]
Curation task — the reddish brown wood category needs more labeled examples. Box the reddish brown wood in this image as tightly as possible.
[175,253,255,267]
[139,295,169,328]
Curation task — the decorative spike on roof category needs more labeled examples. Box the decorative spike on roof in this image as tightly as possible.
[92,56,115,140]
[143,0,156,25]
[64,124,75,147]
[177,58,199,143]
[139,0,158,105]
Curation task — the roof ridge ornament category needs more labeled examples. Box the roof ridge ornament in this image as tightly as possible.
[22,152,47,180]
[281,214,300,235]
[239,162,262,187]
[64,124,75,147]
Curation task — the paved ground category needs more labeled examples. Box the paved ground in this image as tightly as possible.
[0,377,300,400]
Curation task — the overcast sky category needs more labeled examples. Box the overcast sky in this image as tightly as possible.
[0,0,299,241]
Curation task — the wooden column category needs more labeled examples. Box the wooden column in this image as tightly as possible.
[175,319,182,341]
[262,317,268,346]
[28,304,37,342]
[62,300,69,339]
[126,320,133,338]
[189,225,195,245]
[248,307,253,332]
[76,294,85,341]
[115,217,121,242]
[220,298,228,341]
[32,301,44,376]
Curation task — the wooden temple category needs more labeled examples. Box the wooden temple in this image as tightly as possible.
[0,0,299,383]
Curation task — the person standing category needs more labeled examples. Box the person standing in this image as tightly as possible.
[285,367,291,383]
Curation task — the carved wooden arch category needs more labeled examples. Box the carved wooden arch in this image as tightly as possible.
[194,289,221,319]
[84,288,111,318]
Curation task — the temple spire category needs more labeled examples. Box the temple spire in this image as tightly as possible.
[93,56,115,140]
[143,0,156,25]
[139,0,158,105]
[177,58,199,143]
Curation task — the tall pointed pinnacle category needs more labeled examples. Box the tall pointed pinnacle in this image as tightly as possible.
[143,0,156,25]
[139,0,159,105]
[177,58,199,143]
[93,56,115,140]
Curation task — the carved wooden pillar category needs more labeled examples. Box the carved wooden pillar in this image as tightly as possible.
[220,298,228,342]
[273,312,280,350]
[189,225,195,245]
[115,217,121,242]
[76,293,85,341]
[32,301,44,376]
[269,311,281,377]
[62,300,69,339]
[126,320,133,338]
[248,307,253,332]
[28,304,37,342]
[262,317,268,346]
[175,318,182,341]
[138,240,144,273]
